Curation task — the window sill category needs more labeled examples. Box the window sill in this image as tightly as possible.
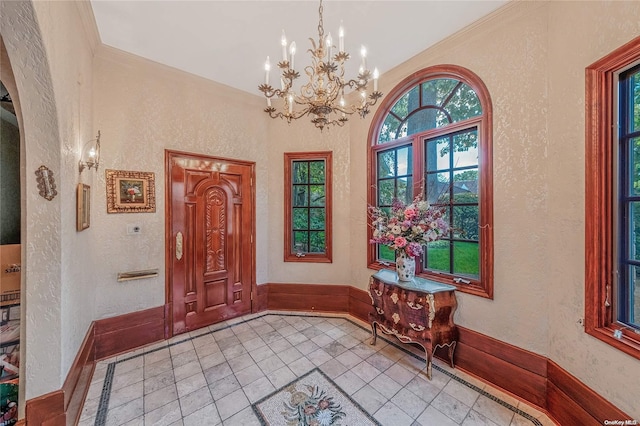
[285,255,332,263]
[585,325,640,361]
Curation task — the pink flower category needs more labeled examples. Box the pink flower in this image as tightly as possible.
[394,236,407,248]
[404,207,417,220]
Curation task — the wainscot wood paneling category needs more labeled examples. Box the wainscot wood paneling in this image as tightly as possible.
[348,287,372,323]
[25,390,65,426]
[265,283,350,313]
[547,360,632,424]
[25,323,95,426]
[256,283,268,312]
[454,340,547,409]
[94,305,166,360]
[61,322,95,426]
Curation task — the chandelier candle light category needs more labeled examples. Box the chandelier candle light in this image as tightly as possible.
[258,0,382,131]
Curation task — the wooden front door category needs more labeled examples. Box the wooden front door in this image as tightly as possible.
[166,150,255,335]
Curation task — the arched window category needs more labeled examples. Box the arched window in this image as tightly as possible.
[367,65,494,298]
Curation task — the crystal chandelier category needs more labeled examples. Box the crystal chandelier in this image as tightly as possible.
[258,0,382,131]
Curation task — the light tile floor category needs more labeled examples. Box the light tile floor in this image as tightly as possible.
[79,311,557,426]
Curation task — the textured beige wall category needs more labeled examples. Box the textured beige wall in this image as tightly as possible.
[267,116,352,284]
[0,0,96,401]
[92,47,271,318]
[350,1,640,418]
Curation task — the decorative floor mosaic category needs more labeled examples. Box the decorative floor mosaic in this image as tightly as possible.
[252,368,381,425]
[81,312,556,426]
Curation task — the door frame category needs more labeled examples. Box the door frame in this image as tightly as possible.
[164,149,257,338]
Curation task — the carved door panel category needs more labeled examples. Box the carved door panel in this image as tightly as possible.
[167,151,255,335]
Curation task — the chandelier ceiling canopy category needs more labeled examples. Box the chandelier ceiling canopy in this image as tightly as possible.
[258,0,382,131]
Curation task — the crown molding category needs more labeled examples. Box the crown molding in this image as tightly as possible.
[75,0,101,55]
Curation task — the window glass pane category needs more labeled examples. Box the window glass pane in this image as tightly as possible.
[406,109,442,134]
[391,86,419,119]
[631,70,640,133]
[426,136,450,172]
[452,131,479,169]
[426,172,450,204]
[631,137,640,195]
[630,202,640,261]
[397,177,413,205]
[293,185,308,207]
[309,185,325,206]
[379,245,395,262]
[293,231,308,252]
[309,231,325,253]
[379,114,402,143]
[447,84,482,121]
[292,208,308,230]
[310,208,325,230]
[632,266,640,327]
[453,241,479,277]
[453,169,478,202]
[453,205,479,240]
[426,240,449,273]
[397,147,411,177]
[309,161,325,183]
[378,150,396,178]
[378,179,395,206]
[292,161,308,183]
[421,79,459,107]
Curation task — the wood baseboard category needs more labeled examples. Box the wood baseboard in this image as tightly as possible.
[25,286,632,425]
[61,322,95,426]
[547,360,632,425]
[263,283,350,313]
[25,323,95,426]
[25,390,65,426]
[94,305,166,360]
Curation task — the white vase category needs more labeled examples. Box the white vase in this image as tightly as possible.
[396,250,416,281]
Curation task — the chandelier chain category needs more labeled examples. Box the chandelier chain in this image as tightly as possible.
[317,0,324,40]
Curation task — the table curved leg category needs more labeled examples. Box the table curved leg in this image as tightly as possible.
[448,341,457,368]
[370,321,378,346]
[425,345,433,380]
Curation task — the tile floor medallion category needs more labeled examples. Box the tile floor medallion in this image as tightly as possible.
[81,312,554,426]
[253,368,380,425]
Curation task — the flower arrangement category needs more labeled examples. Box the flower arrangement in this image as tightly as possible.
[368,196,450,257]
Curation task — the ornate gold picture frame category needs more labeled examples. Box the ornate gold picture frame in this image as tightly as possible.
[76,183,90,231]
[106,169,156,213]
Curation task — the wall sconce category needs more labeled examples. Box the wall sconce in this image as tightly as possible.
[78,130,101,174]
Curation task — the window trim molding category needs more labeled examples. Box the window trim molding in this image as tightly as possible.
[585,36,640,359]
[284,151,333,263]
[367,65,494,299]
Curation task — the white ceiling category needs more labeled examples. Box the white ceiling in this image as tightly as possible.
[90,1,508,96]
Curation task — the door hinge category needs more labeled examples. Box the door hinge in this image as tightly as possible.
[250,291,254,301]
[251,234,253,244]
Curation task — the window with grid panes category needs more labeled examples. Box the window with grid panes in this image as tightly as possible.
[367,65,494,298]
[586,36,640,360]
[284,152,332,263]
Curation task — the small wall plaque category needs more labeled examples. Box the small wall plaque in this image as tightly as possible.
[35,165,57,200]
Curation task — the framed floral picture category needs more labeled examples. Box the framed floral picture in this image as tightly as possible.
[106,169,156,213]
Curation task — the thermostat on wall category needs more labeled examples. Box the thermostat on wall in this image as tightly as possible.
[126,224,142,235]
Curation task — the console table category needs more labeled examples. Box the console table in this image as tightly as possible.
[368,269,458,379]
